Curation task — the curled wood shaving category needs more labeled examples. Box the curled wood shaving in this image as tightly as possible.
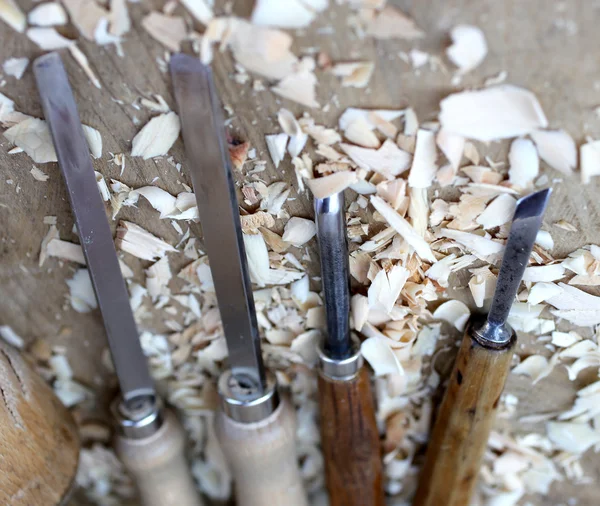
[508,138,539,188]
[131,112,181,160]
[28,3,67,26]
[306,171,358,199]
[116,221,177,261]
[531,129,577,177]
[432,300,470,331]
[26,27,75,50]
[408,129,437,188]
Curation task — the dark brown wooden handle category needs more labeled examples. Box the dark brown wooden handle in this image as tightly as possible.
[318,366,384,506]
[413,330,516,506]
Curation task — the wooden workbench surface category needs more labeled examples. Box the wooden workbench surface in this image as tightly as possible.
[1,1,599,505]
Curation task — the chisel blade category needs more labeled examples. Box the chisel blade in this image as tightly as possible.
[170,53,266,394]
[479,188,551,344]
[315,192,352,360]
[34,53,154,405]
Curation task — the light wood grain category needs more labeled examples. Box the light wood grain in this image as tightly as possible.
[114,409,203,506]
[318,366,384,506]
[413,331,515,506]
[214,397,308,506]
[0,342,79,506]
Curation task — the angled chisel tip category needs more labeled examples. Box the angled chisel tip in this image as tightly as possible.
[514,187,552,221]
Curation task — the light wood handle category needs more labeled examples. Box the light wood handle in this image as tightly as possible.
[318,366,384,506]
[0,342,79,506]
[215,396,309,506]
[115,409,203,506]
[413,330,516,506]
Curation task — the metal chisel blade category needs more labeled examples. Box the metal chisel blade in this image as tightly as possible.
[170,53,266,393]
[487,188,552,327]
[315,192,352,360]
[34,53,154,404]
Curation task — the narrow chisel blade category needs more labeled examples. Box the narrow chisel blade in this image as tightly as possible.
[488,188,552,327]
[315,192,352,360]
[34,53,154,404]
[170,53,266,393]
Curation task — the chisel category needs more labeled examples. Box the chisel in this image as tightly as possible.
[314,192,384,506]
[34,52,202,506]
[413,188,551,506]
[170,53,308,506]
[0,340,79,506]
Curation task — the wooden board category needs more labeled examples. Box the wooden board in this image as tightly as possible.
[1,1,599,505]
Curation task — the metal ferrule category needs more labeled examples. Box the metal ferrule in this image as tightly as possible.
[472,317,517,350]
[111,395,164,439]
[218,369,280,423]
[318,338,363,381]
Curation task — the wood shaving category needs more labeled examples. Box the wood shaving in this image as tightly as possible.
[180,0,213,25]
[446,25,487,73]
[433,300,470,331]
[436,130,464,171]
[2,57,28,79]
[66,269,98,313]
[116,221,177,261]
[26,27,75,50]
[341,139,411,180]
[528,282,563,305]
[469,266,497,307]
[522,264,565,283]
[131,112,181,159]
[0,325,24,349]
[142,12,186,52]
[278,109,308,158]
[364,5,424,40]
[109,0,131,37]
[240,211,275,233]
[272,68,319,108]
[0,0,25,33]
[228,142,250,170]
[30,166,49,182]
[281,217,316,247]
[408,129,437,188]
[580,139,600,184]
[508,137,539,188]
[370,195,436,263]
[251,0,326,28]
[62,0,108,40]
[306,171,358,199]
[530,129,577,176]
[332,61,375,88]
[265,133,289,168]
[28,2,67,26]
[361,336,403,376]
[439,228,504,261]
[476,194,517,229]
[439,85,548,141]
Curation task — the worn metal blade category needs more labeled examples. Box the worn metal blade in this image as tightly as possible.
[315,192,352,360]
[487,188,552,328]
[34,53,154,404]
[170,53,266,393]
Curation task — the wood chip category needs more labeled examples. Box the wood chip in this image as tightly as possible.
[508,138,539,188]
[408,129,437,188]
[476,194,517,229]
[580,139,600,184]
[131,112,181,159]
[433,300,470,331]
[530,130,577,176]
[436,129,464,171]
[281,217,316,246]
[332,61,375,88]
[0,0,25,33]
[341,139,411,180]
[361,336,403,376]
[27,27,75,50]
[251,0,325,28]
[116,221,177,261]
[265,133,289,168]
[141,12,187,52]
[446,25,487,73]
[439,85,548,141]
[306,171,358,199]
[67,269,98,313]
[28,2,67,26]
[180,0,213,25]
[2,57,27,80]
[370,195,436,263]
[364,5,424,40]
[271,69,319,108]
[62,0,108,40]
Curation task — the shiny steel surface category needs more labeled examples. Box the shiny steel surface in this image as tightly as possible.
[218,370,279,423]
[476,188,552,345]
[314,192,353,360]
[170,53,267,395]
[34,52,155,406]
[317,339,362,380]
[112,396,164,439]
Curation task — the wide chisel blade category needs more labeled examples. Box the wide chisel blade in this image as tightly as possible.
[34,53,154,404]
[170,53,266,394]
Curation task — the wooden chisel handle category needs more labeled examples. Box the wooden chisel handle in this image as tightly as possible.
[0,342,79,506]
[215,396,308,506]
[413,329,516,506]
[319,366,384,506]
[115,409,203,506]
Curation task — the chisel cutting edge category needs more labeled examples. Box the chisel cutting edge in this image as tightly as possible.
[315,192,385,506]
[34,52,202,506]
[413,188,552,506]
[170,53,308,506]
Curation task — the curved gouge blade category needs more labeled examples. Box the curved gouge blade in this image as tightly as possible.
[414,189,551,506]
[314,192,385,506]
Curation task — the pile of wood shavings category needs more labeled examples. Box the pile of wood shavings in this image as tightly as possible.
[1,1,600,505]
